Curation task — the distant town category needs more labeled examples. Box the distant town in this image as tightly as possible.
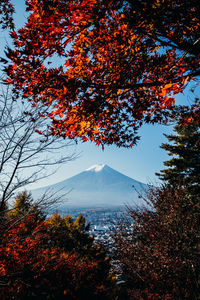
[59,207,127,250]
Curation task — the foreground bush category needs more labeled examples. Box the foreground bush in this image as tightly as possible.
[116,185,200,299]
[0,210,117,299]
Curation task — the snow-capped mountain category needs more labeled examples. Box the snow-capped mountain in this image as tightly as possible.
[32,164,148,208]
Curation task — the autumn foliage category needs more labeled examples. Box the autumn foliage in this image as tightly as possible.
[0,1,199,297]
[116,185,200,299]
[115,120,200,299]
[0,0,14,29]
[2,0,200,147]
[0,195,117,300]
[0,217,115,299]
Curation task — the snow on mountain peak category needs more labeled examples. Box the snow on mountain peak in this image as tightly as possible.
[86,164,105,172]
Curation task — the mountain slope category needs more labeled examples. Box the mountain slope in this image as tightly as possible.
[32,164,148,208]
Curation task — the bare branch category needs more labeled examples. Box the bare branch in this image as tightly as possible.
[0,85,78,208]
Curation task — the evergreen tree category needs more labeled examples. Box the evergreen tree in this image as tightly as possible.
[156,121,200,199]
[8,191,32,219]
[8,191,44,222]
[46,213,105,259]
[115,120,200,299]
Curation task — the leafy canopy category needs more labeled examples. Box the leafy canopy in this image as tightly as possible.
[2,0,200,147]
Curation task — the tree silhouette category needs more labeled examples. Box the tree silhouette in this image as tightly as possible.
[0,88,76,212]
[156,120,200,199]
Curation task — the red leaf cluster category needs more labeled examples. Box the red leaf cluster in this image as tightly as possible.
[0,215,116,299]
[4,0,200,146]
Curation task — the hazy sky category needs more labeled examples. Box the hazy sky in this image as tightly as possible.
[1,1,194,188]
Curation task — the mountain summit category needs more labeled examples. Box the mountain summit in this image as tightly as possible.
[32,164,147,208]
[86,164,106,172]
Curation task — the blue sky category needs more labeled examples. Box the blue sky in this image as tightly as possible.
[1,0,194,188]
